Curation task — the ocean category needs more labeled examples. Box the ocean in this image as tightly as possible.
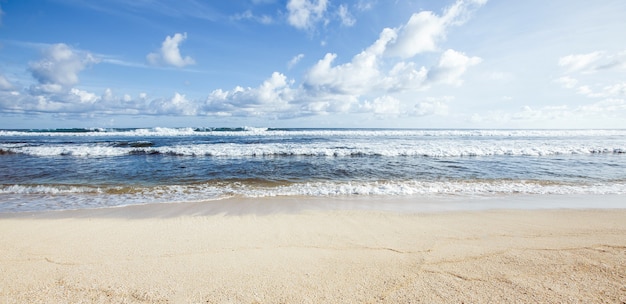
[1,127,625,213]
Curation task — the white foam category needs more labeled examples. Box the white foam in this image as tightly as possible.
[0,184,102,194]
[2,145,129,157]
[3,180,624,198]
[2,137,624,157]
[236,180,626,197]
[2,128,626,138]
[3,180,625,212]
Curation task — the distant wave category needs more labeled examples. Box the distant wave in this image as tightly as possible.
[0,126,269,137]
[1,141,624,157]
[2,128,626,137]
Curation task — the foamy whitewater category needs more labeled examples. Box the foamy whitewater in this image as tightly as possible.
[1,127,625,212]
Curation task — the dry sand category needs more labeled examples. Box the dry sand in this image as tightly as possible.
[1,197,625,303]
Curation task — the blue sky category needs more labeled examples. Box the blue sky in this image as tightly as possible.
[0,0,625,129]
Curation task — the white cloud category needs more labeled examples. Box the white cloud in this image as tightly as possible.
[29,84,64,94]
[470,99,626,128]
[149,93,197,115]
[338,4,356,27]
[70,88,99,104]
[557,50,626,100]
[259,15,274,24]
[147,33,195,67]
[414,97,452,116]
[288,53,305,69]
[0,74,13,90]
[28,43,98,88]
[1,85,160,116]
[294,6,481,116]
[233,10,253,21]
[558,51,604,73]
[555,76,578,89]
[359,95,401,115]
[385,0,487,58]
[383,61,428,92]
[426,49,482,85]
[580,98,626,114]
[576,82,626,99]
[232,10,273,24]
[355,0,374,11]
[385,11,443,58]
[303,28,397,95]
[559,50,626,73]
[286,0,328,30]
[204,72,294,117]
[602,82,626,97]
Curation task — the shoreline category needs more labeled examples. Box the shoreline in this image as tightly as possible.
[2,193,626,218]
[1,196,625,302]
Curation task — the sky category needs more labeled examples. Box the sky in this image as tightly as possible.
[0,0,625,129]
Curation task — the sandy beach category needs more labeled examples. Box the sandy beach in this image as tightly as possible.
[1,197,625,303]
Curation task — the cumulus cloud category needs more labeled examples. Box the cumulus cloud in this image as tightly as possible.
[426,49,482,85]
[383,61,428,92]
[204,72,295,117]
[28,43,98,90]
[147,33,195,67]
[359,95,401,115]
[286,0,328,30]
[69,88,98,104]
[385,0,487,58]
[302,29,479,98]
[149,93,198,115]
[288,0,482,105]
[385,11,443,58]
[303,28,397,95]
[0,85,198,116]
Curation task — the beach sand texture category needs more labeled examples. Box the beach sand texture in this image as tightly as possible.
[1,202,625,303]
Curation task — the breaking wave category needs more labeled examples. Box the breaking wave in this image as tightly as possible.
[1,127,626,138]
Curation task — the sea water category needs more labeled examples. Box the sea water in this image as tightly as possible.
[1,127,625,212]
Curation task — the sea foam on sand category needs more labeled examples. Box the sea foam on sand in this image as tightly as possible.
[1,196,625,303]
